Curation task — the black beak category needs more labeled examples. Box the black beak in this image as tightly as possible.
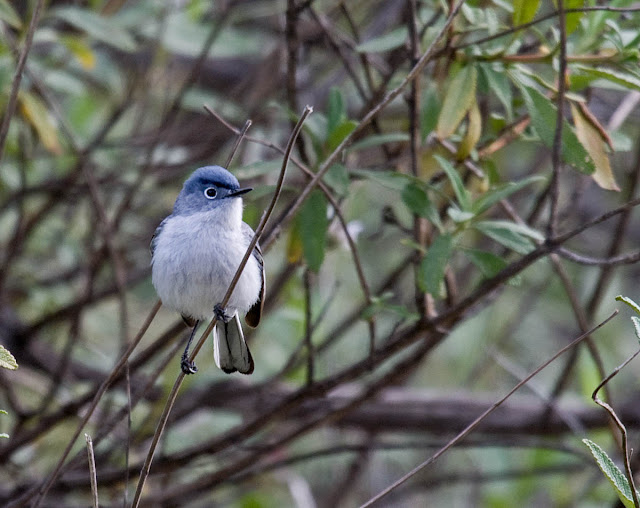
[228,187,252,198]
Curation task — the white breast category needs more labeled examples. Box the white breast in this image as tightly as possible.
[151,205,261,320]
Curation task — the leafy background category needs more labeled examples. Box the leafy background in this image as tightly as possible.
[1,0,640,506]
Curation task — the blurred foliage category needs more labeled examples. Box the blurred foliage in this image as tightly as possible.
[1,0,640,506]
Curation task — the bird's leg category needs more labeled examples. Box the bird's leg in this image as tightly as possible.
[180,320,200,374]
[214,303,231,323]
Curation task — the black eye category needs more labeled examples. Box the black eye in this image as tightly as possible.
[204,187,217,199]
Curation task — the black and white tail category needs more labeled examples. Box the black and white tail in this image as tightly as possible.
[213,312,254,374]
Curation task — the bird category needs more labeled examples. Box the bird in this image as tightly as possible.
[150,166,264,375]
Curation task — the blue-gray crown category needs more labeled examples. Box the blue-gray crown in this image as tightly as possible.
[173,166,248,215]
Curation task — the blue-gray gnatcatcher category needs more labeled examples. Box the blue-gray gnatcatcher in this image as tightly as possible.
[150,166,265,375]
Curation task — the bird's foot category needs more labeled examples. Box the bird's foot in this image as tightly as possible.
[180,354,198,375]
[214,303,231,323]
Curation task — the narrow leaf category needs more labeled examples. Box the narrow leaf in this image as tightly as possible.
[574,65,640,92]
[0,345,17,370]
[473,221,539,254]
[472,176,545,215]
[457,101,482,160]
[615,295,640,316]
[327,119,357,152]
[631,316,640,342]
[298,189,329,272]
[570,103,619,191]
[518,84,595,174]
[463,248,508,278]
[437,65,478,139]
[0,0,22,29]
[52,7,137,53]
[356,27,408,53]
[583,439,636,508]
[327,87,345,135]
[418,234,453,296]
[434,155,471,211]
[402,182,442,229]
[513,0,540,26]
[18,91,62,155]
[349,133,410,152]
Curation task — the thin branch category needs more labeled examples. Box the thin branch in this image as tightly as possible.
[548,0,567,238]
[0,0,46,162]
[24,301,161,508]
[85,434,99,508]
[592,347,640,508]
[360,310,619,507]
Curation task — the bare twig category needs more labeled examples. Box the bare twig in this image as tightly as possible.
[360,310,619,507]
[24,301,161,508]
[592,347,640,508]
[85,434,99,508]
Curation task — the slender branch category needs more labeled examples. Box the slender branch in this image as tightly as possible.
[85,434,99,508]
[592,348,640,508]
[361,310,619,507]
[0,0,46,162]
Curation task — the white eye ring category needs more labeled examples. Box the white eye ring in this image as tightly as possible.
[204,187,217,199]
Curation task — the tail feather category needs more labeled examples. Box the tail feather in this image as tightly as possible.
[213,312,254,375]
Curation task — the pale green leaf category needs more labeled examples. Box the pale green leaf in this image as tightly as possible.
[0,345,17,370]
[51,6,137,52]
[0,0,22,29]
[583,439,637,508]
[418,234,453,296]
[616,295,640,316]
[434,155,471,211]
[437,65,477,139]
[356,27,408,53]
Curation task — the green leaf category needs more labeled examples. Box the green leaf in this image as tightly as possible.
[418,234,454,296]
[298,190,329,272]
[352,169,413,190]
[463,248,508,278]
[616,295,640,316]
[51,6,137,53]
[517,84,595,174]
[0,345,17,370]
[437,65,477,139]
[479,65,513,120]
[421,85,441,140]
[327,119,357,152]
[327,87,346,136]
[513,0,540,26]
[574,65,640,92]
[563,0,585,35]
[356,27,408,53]
[402,182,442,229]
[583,439,637,508]
[631,316,640,342]
[474,220,543,254]
[349,133,410,152]
[0,0,22,29]
[323,163,350,196]
[434,155,471,211]
[472,176,545,215]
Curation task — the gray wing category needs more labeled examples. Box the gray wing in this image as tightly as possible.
[150,217,168,258]
[242,222,264,328]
